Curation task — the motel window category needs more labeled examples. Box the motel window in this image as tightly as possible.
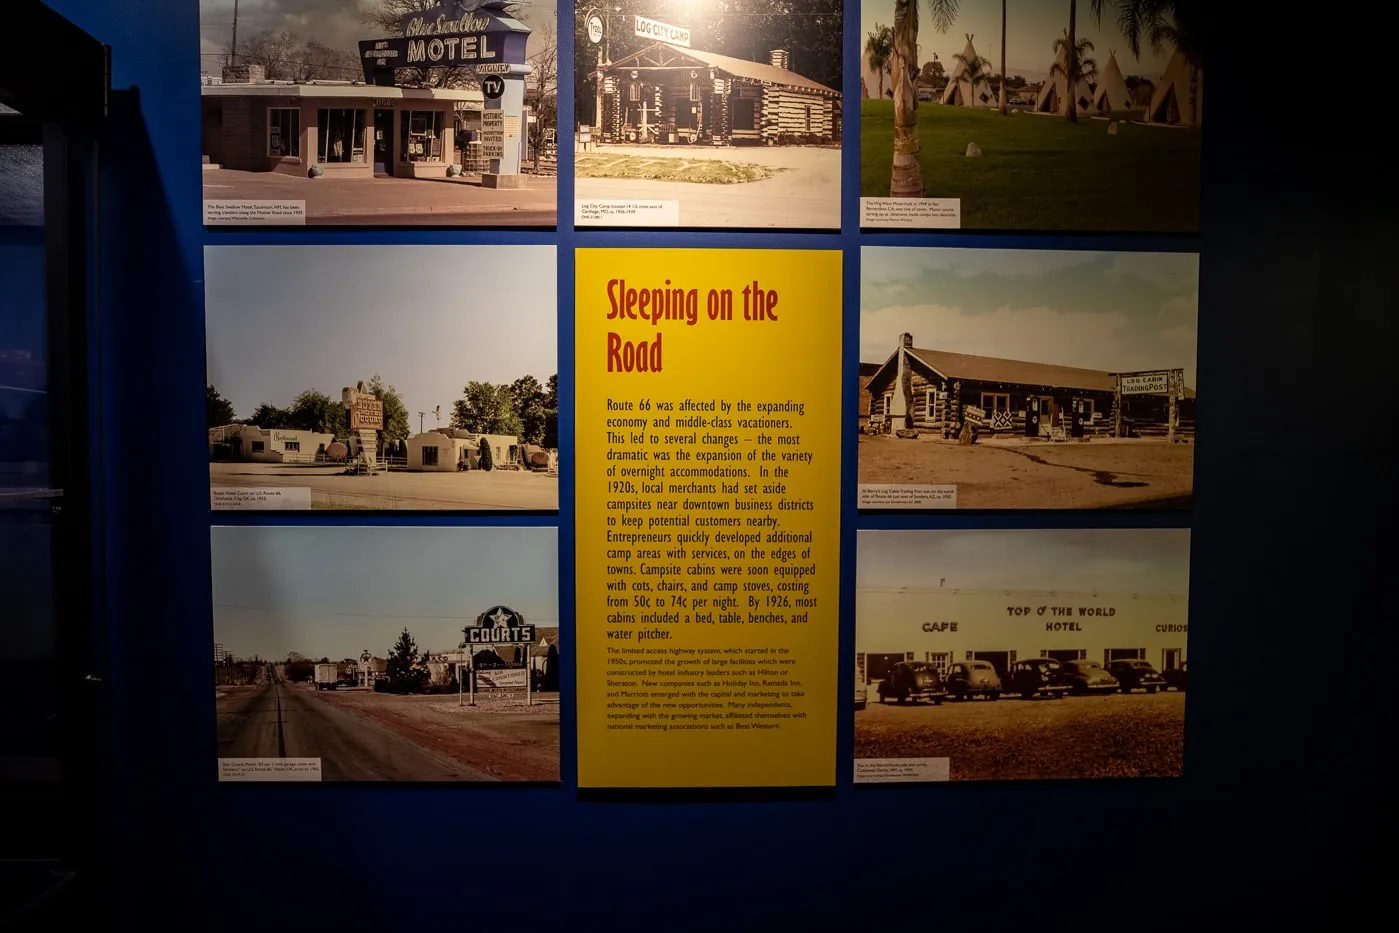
[924,652,951,673]
[283,441,300,452]
[267,108,300,158]
[251,441,265,452]
[980,392,1010,413]
[317,108,366,163]
[400,110,444,162]
[689,83,700,102]
[422,446,439,466]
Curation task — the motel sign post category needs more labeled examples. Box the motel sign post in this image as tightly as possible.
[359,0,533,182]
[458,605,536,707]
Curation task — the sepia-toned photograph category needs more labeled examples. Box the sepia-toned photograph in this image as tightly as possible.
[198,0,558,226]
[573,0,843,228]
[213,525,560,782]
[854,528,1189,783]
[205,244,558,512]
[859,0,1201,231]
[858,245,1197,510]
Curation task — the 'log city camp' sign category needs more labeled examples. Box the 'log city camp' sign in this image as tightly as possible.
[464,606,535,645]
[359,0,530,82]
[633,15,690,47]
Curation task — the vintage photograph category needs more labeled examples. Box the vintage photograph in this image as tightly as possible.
[859,246,1197,510]
[205,244,558,511]
[573,0,843,228]
[213,525,560,782]
[860,0,1201,231]
[198,1,558,226]
[855,528,1190,782]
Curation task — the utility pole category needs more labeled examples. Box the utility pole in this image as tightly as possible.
[231,0,240,67]
[418,411,425,433]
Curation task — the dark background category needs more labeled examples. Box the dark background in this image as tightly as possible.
[15,0,1390,928]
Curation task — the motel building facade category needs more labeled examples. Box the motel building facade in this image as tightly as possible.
[595,45,840,146]
[208,424,333,464]
[405,429,523,471]
[201,65,493,180]
[856,588,1189,689]
[865,333,1196,441]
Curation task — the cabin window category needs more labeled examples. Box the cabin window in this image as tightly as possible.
[804,105,811,132]
[266,108,300,158]
[734,97,757,130]
[283,441,300,452]
[400,110,444,162]
[629,82,641,102]
[689,83,700,102]
[421,446,439,466]
[882,392,892,416]
[317,108,366,163]
[251,441,265,453]
[1076,398,1096,419]
[980,392,1010,413]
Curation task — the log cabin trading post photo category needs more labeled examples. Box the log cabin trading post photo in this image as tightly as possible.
[854,528,1190,783]
[858,246,1197,511]
[573,0,843,229]
[205,244,559,512]
[858,0,1202,232]
[213,525,561,782]
[198,0,559,226]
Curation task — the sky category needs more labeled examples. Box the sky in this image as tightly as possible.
[211,525,558,659]
[860,0,1176,90]
[204,244,557,422]
[860,246,1199,387]
[199,0,558,77]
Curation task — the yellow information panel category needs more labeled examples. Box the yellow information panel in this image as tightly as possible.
[575,248,842,788]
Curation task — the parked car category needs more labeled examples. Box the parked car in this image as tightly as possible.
[1162,662,1187,691]
[856,675,867,711]
[1108,659,1168,693]
[877,661,947,705]
[946,660,1001,701]
[1008,657,1070,699]
[1060,659,1120,695]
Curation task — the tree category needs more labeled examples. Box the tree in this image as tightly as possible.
[890,1,961,199]
[1051,29,1098,120]
[1091,0,1203,128]
[918,58,946,87]
[232,30,357,82]
[386,627,427,693]
[288,389,348,438]
[207,385,235,427]
[865,25,894,100]
[528,24,558,171]
[998,0,1009,114]
[509,375,550,445]
[250,402,291,429]
[478,437,494,471]
[366,374,410,446]
[543,374,559,448]
[451,381,523,436]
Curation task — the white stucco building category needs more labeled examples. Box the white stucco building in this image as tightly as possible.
[208,424,334,464]
[405,429,521,471]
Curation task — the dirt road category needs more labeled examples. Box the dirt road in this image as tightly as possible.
[216,683,494,781]
[858,435,1194,509]
[855,690,1184,780]
[209,462,558,511]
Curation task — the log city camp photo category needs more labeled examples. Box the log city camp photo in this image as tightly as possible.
[573,0,843,229]
[858,245,1198,510]
[859,0,1201,231]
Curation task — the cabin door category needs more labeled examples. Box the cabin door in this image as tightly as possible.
[1071,400,1086,438]
[1024,397,1041,437]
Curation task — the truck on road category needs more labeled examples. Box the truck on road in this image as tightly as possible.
[314,663,339,690]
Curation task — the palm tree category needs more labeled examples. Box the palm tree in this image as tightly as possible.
[1091,0,1203,128]
[1065,0,1079,122]
[890,0,961,198]
[952,46,995,104]
[998,0,1008,114]
[1050,30,1097,118]
[866,25,894,100]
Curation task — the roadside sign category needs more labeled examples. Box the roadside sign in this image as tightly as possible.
[587,14,604,45]
[463,605,533,645]
[481,109,505,158]
[481,74,505,100]
[1120,372,1171,395]
[348,397,384,430]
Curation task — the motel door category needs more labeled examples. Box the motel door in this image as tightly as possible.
[374,109,394,174]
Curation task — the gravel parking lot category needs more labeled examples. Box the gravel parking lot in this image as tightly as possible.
[855,690,1184,781]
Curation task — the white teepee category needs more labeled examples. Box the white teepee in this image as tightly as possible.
[1093,51,1134,113]
[1147,48,1202,126]
[1035,43,1095,115]
[940,36,997,108]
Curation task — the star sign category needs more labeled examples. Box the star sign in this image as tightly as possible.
[489,607,514,627]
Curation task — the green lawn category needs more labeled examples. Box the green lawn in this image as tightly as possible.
[861,100,1201,232]
[576,153,781,184]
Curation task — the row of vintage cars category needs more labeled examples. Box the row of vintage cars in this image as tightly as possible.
[855,657,1188,709]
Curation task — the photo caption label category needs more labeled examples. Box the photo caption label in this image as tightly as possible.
[218,758,323,782]
[854,757,950,783]
[858,484,957,509]
[203,200,307,225]
[211,487,313,510]
[859,198,960,229]
[576,200,681,226]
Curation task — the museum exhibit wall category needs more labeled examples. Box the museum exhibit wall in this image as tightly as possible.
[25,0,1389,927]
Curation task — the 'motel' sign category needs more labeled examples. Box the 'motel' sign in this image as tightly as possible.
[359,0,530,84]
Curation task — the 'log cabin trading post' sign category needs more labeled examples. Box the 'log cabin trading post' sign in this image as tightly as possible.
[1115,369,1186,443]
[358,0,532,178]
[460,605,536,706]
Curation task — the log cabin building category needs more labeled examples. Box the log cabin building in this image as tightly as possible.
[864,333,1195,440]
[595,45,840,146]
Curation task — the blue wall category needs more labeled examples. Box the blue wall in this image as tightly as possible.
[36,0,1387,927]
